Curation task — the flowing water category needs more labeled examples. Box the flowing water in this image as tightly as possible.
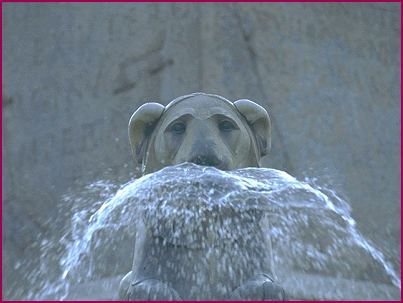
[16,163,400,300]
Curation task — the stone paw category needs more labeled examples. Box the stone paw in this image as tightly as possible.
[229,274,287,301]
[125,278,182,301]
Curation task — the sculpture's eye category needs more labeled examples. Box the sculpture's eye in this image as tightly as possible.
[219,120,236,132]
[170,121,186,135]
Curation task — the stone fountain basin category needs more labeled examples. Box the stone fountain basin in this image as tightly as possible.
[65,272,400,300]
[64,164,400,300]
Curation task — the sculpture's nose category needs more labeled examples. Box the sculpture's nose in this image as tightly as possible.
[190,154,221,167]
[187,122,223,168]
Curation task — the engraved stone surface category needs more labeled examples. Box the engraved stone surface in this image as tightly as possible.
[2,3,400,299]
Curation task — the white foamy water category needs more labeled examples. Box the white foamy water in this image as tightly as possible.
[24,163,400,300]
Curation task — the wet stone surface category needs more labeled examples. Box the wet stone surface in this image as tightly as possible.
[25,163,400,300]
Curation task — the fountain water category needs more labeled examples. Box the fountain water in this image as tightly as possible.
[17,163,400,300]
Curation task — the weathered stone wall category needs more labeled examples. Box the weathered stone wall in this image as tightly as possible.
[2,2,400,298]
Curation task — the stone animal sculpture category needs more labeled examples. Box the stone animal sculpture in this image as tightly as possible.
[128,92,271,175]
[119,92,286,300]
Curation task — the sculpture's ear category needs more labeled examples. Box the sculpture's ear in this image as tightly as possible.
[128,103,165,164]
[234,99,271,157]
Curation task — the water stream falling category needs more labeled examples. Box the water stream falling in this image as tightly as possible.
[20,163,400,300]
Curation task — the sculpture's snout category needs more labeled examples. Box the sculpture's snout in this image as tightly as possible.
[190,153,221,167]
[188,140,225,169]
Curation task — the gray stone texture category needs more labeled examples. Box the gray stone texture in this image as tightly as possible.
[2,2,400,299]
